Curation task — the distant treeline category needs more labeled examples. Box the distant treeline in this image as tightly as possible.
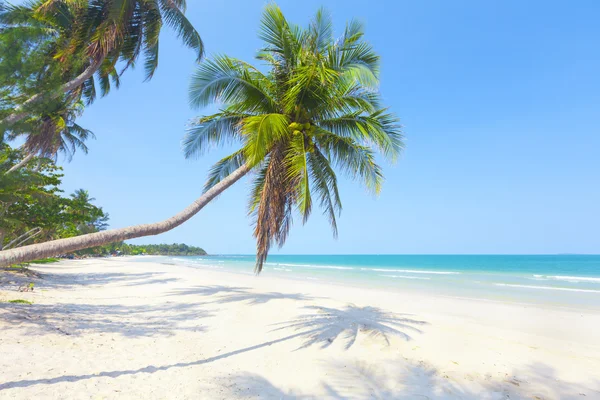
[123,243,207,256]
[72,242,207,257]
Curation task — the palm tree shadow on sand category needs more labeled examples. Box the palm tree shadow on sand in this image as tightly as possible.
[224,360,600,399]
[167,285,250,297]
[168,285,320,305]
[215,291,320,305]
[273,304,427,350]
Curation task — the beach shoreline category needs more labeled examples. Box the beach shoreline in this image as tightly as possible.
[145,254,600,312]
[1,258,599,399]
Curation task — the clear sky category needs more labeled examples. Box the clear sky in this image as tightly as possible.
[56,0,600,255]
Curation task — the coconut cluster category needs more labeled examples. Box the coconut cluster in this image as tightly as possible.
[288,122,314,135]
[288,121,316,152]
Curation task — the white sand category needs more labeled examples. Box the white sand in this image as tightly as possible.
[1,258,599,399]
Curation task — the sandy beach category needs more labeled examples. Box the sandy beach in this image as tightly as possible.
[1,258,599,399]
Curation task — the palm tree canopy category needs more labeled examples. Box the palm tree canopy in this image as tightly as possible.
[70,188,94,203]
[184,5,403,273]
[0,0,204,105]
[6,98,94,161]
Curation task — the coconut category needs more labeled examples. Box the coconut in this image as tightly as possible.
[288,122,302,130]
[303,122,311,130]
[293,130,302,136]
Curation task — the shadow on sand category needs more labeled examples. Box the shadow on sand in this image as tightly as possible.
[224,361,600,399]
[0,301,211,337]
[272,304,426,349]
[167,285,250,297]
[0,303,425,391]
[33,271,181,290]
[168,285,319,305]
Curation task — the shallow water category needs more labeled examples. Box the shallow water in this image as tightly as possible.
[135,254,600,310]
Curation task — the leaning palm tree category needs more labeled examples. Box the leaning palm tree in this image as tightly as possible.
[0,5,402,268]
[0,0,203,129]
[184,6,402,271]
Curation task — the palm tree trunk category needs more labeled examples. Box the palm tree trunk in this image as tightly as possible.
[5,153,34,174]
[0,56,105,129]
[0,164,250,267]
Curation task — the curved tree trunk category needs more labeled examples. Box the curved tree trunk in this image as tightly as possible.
[0,56,105,130]
[0,164,250,267]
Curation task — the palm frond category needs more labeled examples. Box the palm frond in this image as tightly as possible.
[251,145,292,273]
[182,111,246,159]
[158,0,203,60]
[140,0,161,80]
[311,75,380,118]
[241,113,290,166]
[308,147,341,237]
[143,39,159,81]
[283,63,338,114]
[189,55,276,112]
[285,133,312,223]
[316,110,403,161]
[339,19,364,46]
[258,4,292,57]
[314,128,384,194]
[308,7,333,52]
[204,149,246,192]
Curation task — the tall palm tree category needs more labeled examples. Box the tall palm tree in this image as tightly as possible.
[0,0,203,129]
[0,5,402,268]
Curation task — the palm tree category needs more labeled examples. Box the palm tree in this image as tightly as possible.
[184,6,402,271]
[0,0,203,129]
[5,98,94,173]
[0,4,402,268]
[23,100,94,161]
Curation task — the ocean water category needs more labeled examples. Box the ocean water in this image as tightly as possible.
[143,254,600,310]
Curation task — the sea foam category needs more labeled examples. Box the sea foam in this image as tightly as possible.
[266,263,355,270]
[495,283,600,293]
[379,274,431,280]
[363,268,460,275]
[531,275,600,283]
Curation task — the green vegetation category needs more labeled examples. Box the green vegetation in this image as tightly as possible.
[29,258,60,264]
[1,145,108,252]
[1,0,203,135]
[111,243,207,256]
[70,242,206,257]
[0,4,400,271]
[8,299,32,304]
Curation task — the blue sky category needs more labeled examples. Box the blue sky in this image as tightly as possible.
[56,0,600,254]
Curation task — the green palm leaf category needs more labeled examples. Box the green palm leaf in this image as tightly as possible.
[241,113,290,166]
[285,133,312,223]
[314,128,384,194]
[157,0,203,60]
[182,111,246,159]
[204,149,246,192]
[189,56,276,112]
[308,147,341,237]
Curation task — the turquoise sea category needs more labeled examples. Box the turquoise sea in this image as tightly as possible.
[144,255,600,310]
